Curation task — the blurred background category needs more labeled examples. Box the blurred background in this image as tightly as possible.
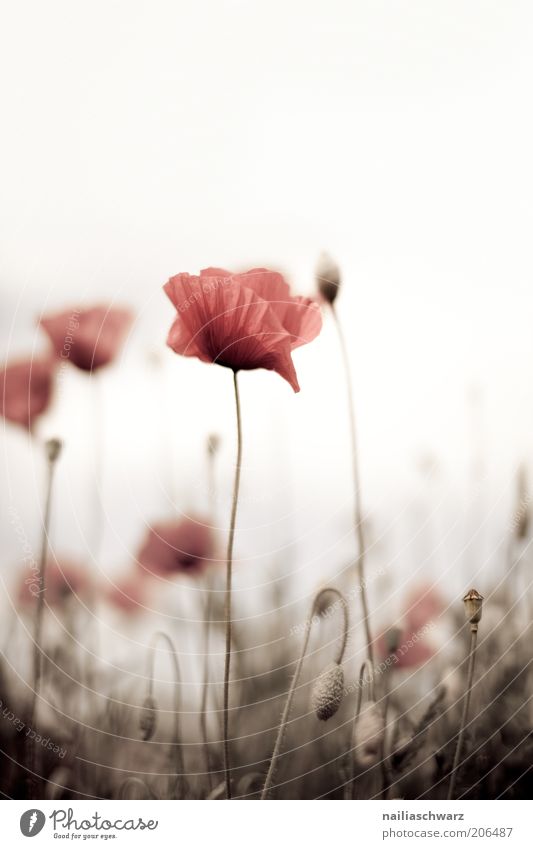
[1,3,533,791]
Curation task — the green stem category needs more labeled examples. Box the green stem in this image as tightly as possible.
[447,627,478,799]
[261,587,348,800]
[223,370,243,800]
[331,305,374,669]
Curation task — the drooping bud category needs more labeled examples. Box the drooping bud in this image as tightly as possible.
[46,438,62,463]
[314,587,338,618]
[384,626,402,655]
[316,252,341,305]
[462,589,483,629]
[353,702,384,767]
[139,695,158,741]
[207,433,220,456]
[311,662,344,721]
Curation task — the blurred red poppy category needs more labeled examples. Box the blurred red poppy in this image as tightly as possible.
[104,572,148,614]
[17,556,88,609]
[137,516,216,577]
[163,267,322,392]
[376,584,444,669]
[0,358,55,431]
[40,305,133,372]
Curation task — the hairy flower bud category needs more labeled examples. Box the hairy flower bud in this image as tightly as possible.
[46,438,62,463]
[207,433,220,456]
[353,703,384,767]
[316,252,341,305]
[139,695,158,741]
[311,662,344,721]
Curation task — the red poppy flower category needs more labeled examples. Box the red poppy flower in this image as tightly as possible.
[376,627,435,669]
[104,572,148,614]
[403,584,445,633]
[40,305,133,372]
[0,357,55,431]
[17,556,88,609]
[137,516,216,577]
[163,267,322,392]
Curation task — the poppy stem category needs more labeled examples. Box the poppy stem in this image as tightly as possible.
[261,587,348,800]
[223,371,242,800]
[330,304,374,669]
[26,438,61,799]
[146,631,184,798]
[447,625,478,799]
[200,436,220,784]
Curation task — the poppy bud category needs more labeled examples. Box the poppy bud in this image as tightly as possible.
[353,702,384,767]
[314,587,338,618]
[384,626,402,654]
[311,662,344,721]
[46,438,62,463]
[207,433,220,456]
[316,252,341,305]
[462,589,483,628]
[139,695,158,741]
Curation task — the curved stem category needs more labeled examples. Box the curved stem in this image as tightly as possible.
[26,443,59,798]
[261,587,348,800]
[146,631,184,797]
[348,659,374,799]
[447,626,478,799]
[331,304,374,668]
[223,370,243,800]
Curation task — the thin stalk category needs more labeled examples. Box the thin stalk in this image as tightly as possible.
[26,439,61,798]
[331,304,374,668]
[223,371,242,800]
[261,587,348,800]
[145,631,184,797]
[447,627,478,799]
[200,436,219,784]
[348,659,374,799]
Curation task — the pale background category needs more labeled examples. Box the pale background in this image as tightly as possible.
[1,1,533,652]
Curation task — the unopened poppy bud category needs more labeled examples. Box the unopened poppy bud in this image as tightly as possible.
[139,695,158,741]
[384,626,402,655]
[207,433,220,456]
[311,662,344,721]
[316,252,341,305]
[46,438,62,463]
[353,702,384,767]
[314,587,338,618]
[462,589,483,628]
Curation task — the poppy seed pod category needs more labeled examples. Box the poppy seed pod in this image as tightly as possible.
[462,589,483,628]
[311,662,344,721]
[353,703,384,767]
[139,695,158,741]
[316,252,341,305]
[46,438,62,463]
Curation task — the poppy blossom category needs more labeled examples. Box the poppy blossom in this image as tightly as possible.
[163,267,322,392]
[17,556,88,609]
[376,584,443,669]
[104,572,148,614]
[40,305,133,372]
[0,357,55,431]
[137,516,216,577]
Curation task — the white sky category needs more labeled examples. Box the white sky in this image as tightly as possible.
[1,1,533,621]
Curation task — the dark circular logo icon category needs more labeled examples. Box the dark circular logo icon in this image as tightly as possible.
[20,810,46,837]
